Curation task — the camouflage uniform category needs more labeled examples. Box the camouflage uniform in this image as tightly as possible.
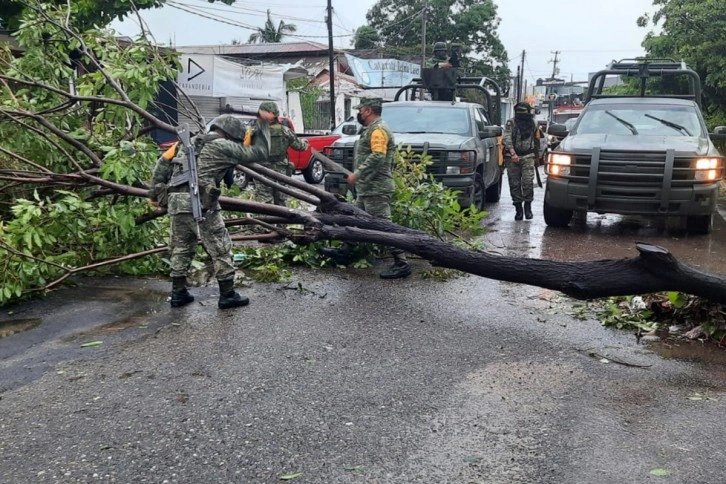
[503,102,541,219]
[149,115,270,307]
[353,99,410,277]
[254,101,309,206]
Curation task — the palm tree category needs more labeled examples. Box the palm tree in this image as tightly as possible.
[248,9,297,44]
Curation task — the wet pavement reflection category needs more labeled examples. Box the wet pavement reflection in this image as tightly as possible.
[482,168,726,275]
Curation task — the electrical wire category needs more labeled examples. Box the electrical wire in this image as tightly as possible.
[166,1,355,39]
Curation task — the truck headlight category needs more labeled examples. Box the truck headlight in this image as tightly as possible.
[548,153,572,176]
[695,157,722,181]
[446,151,475,174]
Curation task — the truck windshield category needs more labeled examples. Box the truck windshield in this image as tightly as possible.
[382,105,471,136]
[575,104,704,137]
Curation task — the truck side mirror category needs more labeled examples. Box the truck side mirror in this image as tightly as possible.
[342,124,357,135]
[709,126,726,141]
[479,126,502,138]
[547,124,569,138]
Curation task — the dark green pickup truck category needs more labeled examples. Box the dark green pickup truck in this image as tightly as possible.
[544,59,726,234]
[324,70,504,210]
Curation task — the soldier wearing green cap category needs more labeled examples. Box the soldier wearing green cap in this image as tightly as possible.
[252,101,309,206]
[148,114,271,309]
[318,97,412,279]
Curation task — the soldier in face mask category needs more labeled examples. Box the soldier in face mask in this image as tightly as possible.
[319,98,412,279]
[502,102,542,220]
[250,102,309,206]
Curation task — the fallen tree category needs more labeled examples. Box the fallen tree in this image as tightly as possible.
[2,2,726,307]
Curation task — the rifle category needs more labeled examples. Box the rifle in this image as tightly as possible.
[169,123,204,222]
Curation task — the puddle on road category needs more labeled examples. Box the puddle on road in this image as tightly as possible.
[0,319,41,339]
[648,340,726,366]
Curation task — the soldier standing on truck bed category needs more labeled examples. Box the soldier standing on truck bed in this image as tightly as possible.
[503,101,542,220]
[318,98,412,279]
[250,101,309,206]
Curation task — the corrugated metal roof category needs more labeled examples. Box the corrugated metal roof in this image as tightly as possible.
[176,41,336,56]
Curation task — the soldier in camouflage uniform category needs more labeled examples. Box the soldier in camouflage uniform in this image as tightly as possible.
[318,98,411,279]
[148,115,270,309]
[502,101,541,220]
[252,101,309,206]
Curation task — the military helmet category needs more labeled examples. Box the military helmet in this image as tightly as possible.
[209,114,245,141]
[433,41,447,57]
[258,101,280,116]
[514,101,532,114]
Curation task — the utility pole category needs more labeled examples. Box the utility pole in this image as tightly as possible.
[326,0,336,130]
[515,65,521,103]
[421,0,428,70]
[519,50,526,102]
[549,50,560,80]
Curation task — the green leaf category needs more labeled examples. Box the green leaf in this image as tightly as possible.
[649,468,672,477]
[80,341,104,348]
[279,472,303,480]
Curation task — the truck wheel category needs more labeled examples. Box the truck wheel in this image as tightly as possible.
[473,174,485,210]
[686,214,712,235]
[303,158,325,184]
[543,200,573,228]
[485,170,503,203]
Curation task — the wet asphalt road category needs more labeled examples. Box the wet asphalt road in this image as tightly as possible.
[1,171,726,483]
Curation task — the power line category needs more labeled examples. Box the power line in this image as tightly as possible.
[166,1,355,39]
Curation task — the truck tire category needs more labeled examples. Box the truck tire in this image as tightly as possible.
[485,169,503,203]
[303,158,325,184]
[686,214,712,235]
[473,174,485,210]
[543,200,573,228]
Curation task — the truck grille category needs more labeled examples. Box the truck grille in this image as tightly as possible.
[554,149,724,214]
[569,150,699,187]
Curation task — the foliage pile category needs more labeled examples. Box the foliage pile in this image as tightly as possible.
[589,292,726,343]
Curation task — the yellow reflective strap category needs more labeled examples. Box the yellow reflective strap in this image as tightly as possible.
[161,142,179,161]
[369,128,388,154]
[243,128,253,146]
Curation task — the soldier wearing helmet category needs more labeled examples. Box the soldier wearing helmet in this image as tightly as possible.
[148,114,271,310]
[429,41,452,69]
[252,101,309,206]
[502,101,542,220]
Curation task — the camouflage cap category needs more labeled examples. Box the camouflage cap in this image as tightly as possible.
[258,101,280,116]
[353,97,382,110]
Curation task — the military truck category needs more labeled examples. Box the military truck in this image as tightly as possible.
[544,59,726,234]
[323,69,504,210]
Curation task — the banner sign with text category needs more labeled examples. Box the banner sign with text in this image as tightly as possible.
[177,54,285,100]
[345,53,421,88]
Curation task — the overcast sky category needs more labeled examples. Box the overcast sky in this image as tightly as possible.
[113,0,658,85]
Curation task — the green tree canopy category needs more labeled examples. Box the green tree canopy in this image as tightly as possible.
[351,25,380,50]
[247,9,297,44]
[0,0,235,32]
[639,0,726,126]
[365,0,510,88]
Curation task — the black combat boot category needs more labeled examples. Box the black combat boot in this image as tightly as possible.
[524,201,533,220]
[318,244,355,265]
[170,276,194,308]
[514,203,524,221]
[217,279,250,309]
[380,255,412,280]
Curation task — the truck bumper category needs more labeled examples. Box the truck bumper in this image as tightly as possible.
[544,177,720,216]
[435,174,475,208]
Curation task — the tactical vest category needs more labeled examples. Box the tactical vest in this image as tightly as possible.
[512,120,538,156]
[268,124,288,161]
